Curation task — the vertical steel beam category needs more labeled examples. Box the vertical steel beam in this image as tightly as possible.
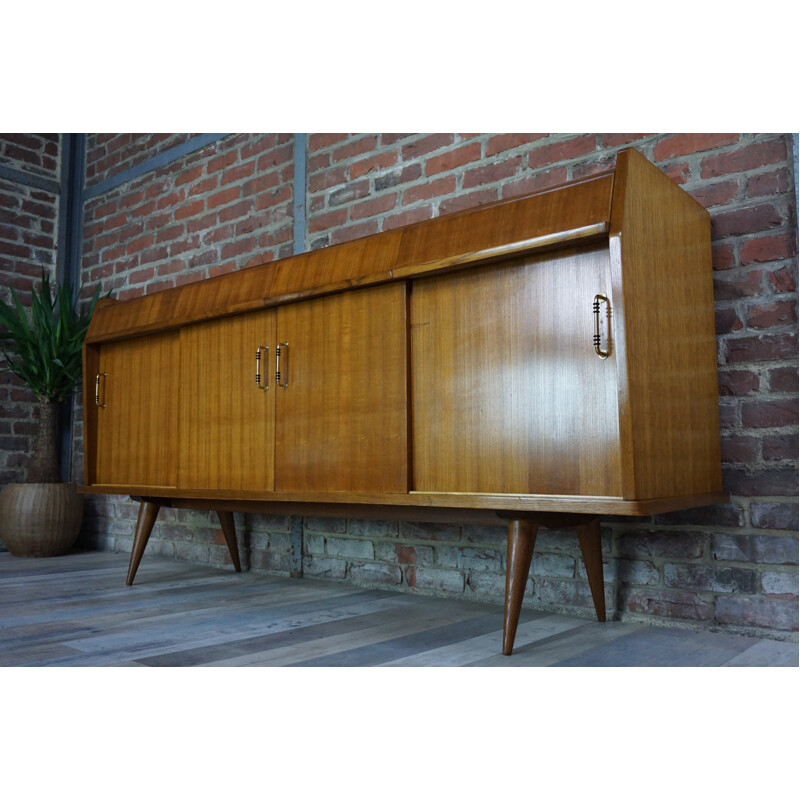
[289,133,308,577]
[56,133,86,482]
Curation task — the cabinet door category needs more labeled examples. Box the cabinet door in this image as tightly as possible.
[411,245,622,497]
[179,310,276,491]
[95,332,179,487]
[275,283,408,493]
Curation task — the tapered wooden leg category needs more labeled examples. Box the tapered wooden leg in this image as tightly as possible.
[577,517,606,622]
[503,519,538,655]
[126,501,160,586]
[216,510,241,572]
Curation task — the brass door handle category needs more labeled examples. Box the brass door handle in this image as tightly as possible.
[593,293,610,359]
[95,372,107,407]
[255,346,270,390]
[276,342,289,389]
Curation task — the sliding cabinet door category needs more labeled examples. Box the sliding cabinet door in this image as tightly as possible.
[411,245,622,497]
[274,283,408,494]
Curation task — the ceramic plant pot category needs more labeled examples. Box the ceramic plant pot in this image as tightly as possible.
[0,482,83,557]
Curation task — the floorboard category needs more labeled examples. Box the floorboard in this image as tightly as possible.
[0,551,795,667]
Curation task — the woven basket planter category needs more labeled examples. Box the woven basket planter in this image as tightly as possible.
[0,483,84,558]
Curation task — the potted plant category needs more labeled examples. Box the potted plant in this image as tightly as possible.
[0,271,100,557]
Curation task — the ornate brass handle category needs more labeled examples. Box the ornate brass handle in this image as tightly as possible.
[276,342,289,389]
[255,346,270,390]
[95,372,107,407]
[593,293,610,359]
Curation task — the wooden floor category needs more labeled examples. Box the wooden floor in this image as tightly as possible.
[0,550,796,667]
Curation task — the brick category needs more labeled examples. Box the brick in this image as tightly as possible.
[218,199,254,224]
[308,133,349,152]
[664,563,759,594]
[374,164,422,192]
[425,143,483,176]
[308,166,347,194]
[465,571,507,599]
[763,432,798,464]
[747,168,790,198]
[330,220,378,245]
[746,299,797,329]
[327,536,375,558]
[713,270,762,301]
[206,150,237,174]
[350,193,398,221]
[768,265,796,293]
[175,164,204,186]
[531,552,575,578]
[243,171,282,196]
[350,150,397,180]
[711,204,783,239]
[726,332,797,363]
[126,234,154,255]
[527,135,596,169]
[715,307,743,334]
[309,209,347,234]
[741,398,798,428]
[722,466,798,496]
[405,566,464,594]
[701,138,787,179]
[348,518,399,539]
[207,186,240,209]
[399,521,462,543]
[348,562,402,586]
[462,156,522,189]
[401,134,455,161]
[761,571,798,599]
[302,556,347,579]
[749,503,799,532]
[382,205,434,231]
[715,596,797,631]
[718,370,759,396]
[439,188,497,215]
[625,588,714,620]
[175,199,205,220]
[688,181,739,209]
[616,531,706,559]
[768,366,798,393]
[331,136,379,163]
[592,558,658,585]
[721,435,759,464]
[221,237,256,260]
[328,180,370,206]
[740,233,795,265]
[380,133,414,146]
[654,133,739,161]
[374,542,434,566]
[188,176,219,197]
[487,133,547,156]
[402,176,456,206]
[438,545,504,572]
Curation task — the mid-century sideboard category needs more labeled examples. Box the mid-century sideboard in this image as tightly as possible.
[80,148,726,654]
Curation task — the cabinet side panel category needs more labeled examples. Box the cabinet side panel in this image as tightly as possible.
[95,332,179,487]
[411,246,622,497]
[612,149,722,499]
[179,311,276,492]
[275,283,408,493]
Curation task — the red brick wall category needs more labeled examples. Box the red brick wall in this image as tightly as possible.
[6,131,796,638]
[0,134,61,483]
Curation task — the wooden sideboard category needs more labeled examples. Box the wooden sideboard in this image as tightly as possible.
[80,148,726,655]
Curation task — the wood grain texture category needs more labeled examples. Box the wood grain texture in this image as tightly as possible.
[396,174,613,270]
[95,332,179,487]
[503,519,537,655]
[179,310,276,491]
[79,484,729,516]
[126,500,161,586]
[411,245,622,496]
[275,282,408,493]
[609,148,722,499]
